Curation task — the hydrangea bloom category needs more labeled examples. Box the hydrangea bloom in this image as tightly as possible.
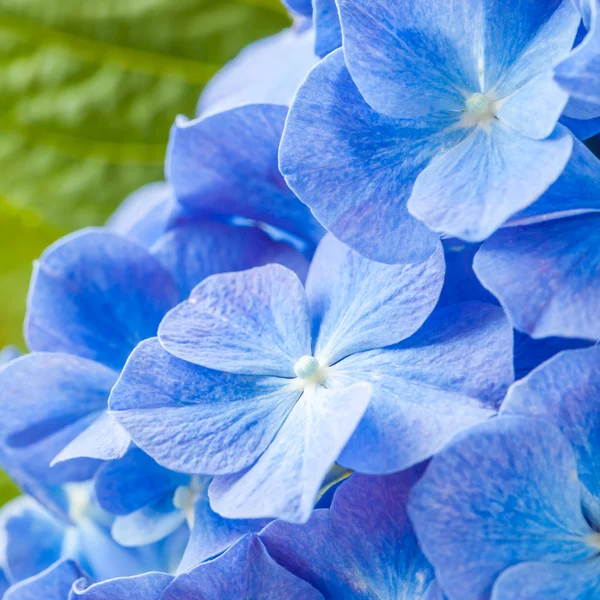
[410,345,600,599]
[110,233,513,522]
[280,0,582,263]
[261,466,442,599]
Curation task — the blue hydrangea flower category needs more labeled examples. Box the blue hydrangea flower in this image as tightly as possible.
[261,466,442,599]
[473,138,600,341]
[110,234,513,522]
[409,345,600,600]
[280,0,582,263]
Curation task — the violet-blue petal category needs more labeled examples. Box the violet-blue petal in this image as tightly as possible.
[491,559,600,600]
[313,0,341,57]
[209,382,371,523]
[4,559,84,600]
[70,572,173,600]
[106,182,174,248]
[0,353,117,484]
[409,122,574,241]
[25,228,179,371]
[280,49,454,264]
[167,105,323,246]
[282,0,312,17]
[151,221,309,299]
[502,346,600,496]
[159,264,311,377]
[197,28,318,117]
[162,535,323,600]
[308,235,444,365]
[409,416,597,600]
[110,339,299,475]
[94,447,187,516]
[261,467,435,599]
[561,114,600,139]
[334,302,513,473]
[474,213,600,340]
[178,494,269,571]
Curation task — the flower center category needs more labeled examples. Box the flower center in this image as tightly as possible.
[465,92,491,116]
[294,355,320,379]
[173,476,205,528]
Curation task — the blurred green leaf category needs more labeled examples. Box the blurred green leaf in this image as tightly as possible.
[0,0,290,348]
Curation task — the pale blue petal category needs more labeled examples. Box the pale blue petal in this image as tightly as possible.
[162,535,323,600]
[313,0,341,57]
[106,182,174,248]
[0,353,117,484]
[110,339,299,475]
[0,346,20,365]
[25,228,179,371]
[167,105,324,246]
[334,302,513,473]
[209,383,372,523]
[474,213,600,340]
[70,573,173,600]
[308,235,444,365]
[502,346,600,497]
[4,560,84,600]
[197,28,318,116]
[409,416,597,600]
[280,49,456,264]
[159,264,311,377]
[178,494,269,571]
[151,221,309,299]
[491,559,600,600]
[409,122,574,241]
[261,467,436,599]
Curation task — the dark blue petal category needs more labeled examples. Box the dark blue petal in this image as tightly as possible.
[25,229,179,371]
[502,346,600,497]
[162,535,323,599]
[409,416,597,600]
[334,302,513,473]
[474,213,600,340]
[561,114,600,139]
[4,559,84,600]
[110,339,299,476]
[280,49,450,264]
[167,105,323,247]
[262,467,436,599]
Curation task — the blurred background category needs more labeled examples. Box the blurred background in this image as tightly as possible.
[0,0,290,500]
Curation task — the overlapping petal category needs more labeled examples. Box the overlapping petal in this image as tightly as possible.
[313,0,341,57]
[4,559,84,600]
[70,572,173,600]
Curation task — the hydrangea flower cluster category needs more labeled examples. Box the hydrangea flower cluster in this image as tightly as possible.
[0,0,598,598]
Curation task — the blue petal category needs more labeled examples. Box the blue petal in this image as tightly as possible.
[25,229,179,371]
[151,221,309,299]
[166,105,324,246]
[178,494,269,571]
[261,467,436,599]
[53,412,131,465]
[197,28,318,116]
[561,114,600,139]
[159,264,311,377]
[313,0,341,57]
[409,122,574,241]
[209,383,372,523]
[502,346,600,497]
[281,0,312,17]
[491,559,600,600]
[408,416,597,600]
[4,559,84,600]
[162,535,323,599]
[280,49,454,264]
[1,497,65,583]
[70,573,173,600]
[474,213,600,340]
[0,353,117,484]
[0,346,21,365]
[337,0,480,119]
[308,235,444,365]
[334,302,513,473]
[555,0,600,107]
[106,182,174,248]
[94,447,187,516]
[110,339,299,475]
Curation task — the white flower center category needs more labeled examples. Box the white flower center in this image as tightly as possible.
[294,355,320,379]
[465,92,491,116]
[173,476,205,528]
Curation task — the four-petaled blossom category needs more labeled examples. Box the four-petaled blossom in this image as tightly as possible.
[281,0,582,263]
[110,234,513,522]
